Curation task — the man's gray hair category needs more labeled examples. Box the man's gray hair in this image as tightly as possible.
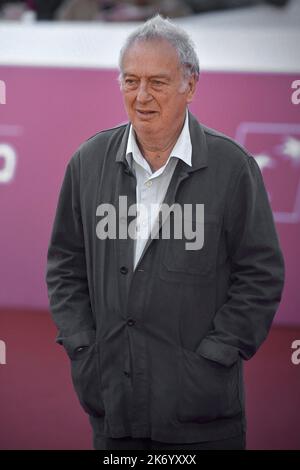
[118,14,200,81]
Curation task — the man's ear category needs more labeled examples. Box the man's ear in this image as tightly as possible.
[186,74,197,103]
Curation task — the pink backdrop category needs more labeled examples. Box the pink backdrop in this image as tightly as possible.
[0,66,299,324]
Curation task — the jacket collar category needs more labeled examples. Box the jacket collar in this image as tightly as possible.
[115,109,208,174]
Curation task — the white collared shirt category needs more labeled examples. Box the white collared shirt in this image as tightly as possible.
[125,109,192,270]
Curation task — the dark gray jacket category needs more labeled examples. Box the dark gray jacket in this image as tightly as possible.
[46,111,285,443]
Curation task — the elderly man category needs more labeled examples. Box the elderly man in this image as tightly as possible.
[46,15,284,450]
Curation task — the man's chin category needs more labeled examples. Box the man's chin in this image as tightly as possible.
[133,120,159,135]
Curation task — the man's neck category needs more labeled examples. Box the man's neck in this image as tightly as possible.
[136,136,177,172]
[134,115,186,172]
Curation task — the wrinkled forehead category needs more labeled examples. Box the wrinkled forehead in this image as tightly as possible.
[121,38,182,77]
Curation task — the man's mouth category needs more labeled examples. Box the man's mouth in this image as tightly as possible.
[136,109,158,118]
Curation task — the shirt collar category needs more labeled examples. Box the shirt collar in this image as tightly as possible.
[125,108,192,171]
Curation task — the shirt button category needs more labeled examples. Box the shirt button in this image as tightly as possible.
[145,181,152,187]
[120,266,128,275]
[127,318,135,326]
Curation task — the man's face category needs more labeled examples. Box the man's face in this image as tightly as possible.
[120,39,196,138]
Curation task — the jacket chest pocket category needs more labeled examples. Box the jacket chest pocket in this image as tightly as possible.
[160,214,220,282]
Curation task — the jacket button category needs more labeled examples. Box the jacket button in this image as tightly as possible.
[124,370,131,377]
[127,318,135,326]
[120,266,128,275]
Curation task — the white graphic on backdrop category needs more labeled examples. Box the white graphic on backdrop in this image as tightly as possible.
[282,137,300,165]
[253,153,276,171]
[0,80,5,104]
[236,122,300,224]
[0,125,22,183]
[0,340,6,365]
[0,143,17,183]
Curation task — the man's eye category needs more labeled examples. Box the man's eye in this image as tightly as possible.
[152,81,164,86]
[125,79,137,86]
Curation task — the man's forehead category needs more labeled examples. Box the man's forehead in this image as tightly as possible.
[122,43,181,79]
[122,38,180,66]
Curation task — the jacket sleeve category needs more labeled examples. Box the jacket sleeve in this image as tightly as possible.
[45,150,96,358]
[197,155,285,367]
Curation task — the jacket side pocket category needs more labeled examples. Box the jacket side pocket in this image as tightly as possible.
[61,329,105,418]
[70,341,105,418]
[177,347,241,424]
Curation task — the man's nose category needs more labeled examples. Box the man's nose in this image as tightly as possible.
[136,82,152,103]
